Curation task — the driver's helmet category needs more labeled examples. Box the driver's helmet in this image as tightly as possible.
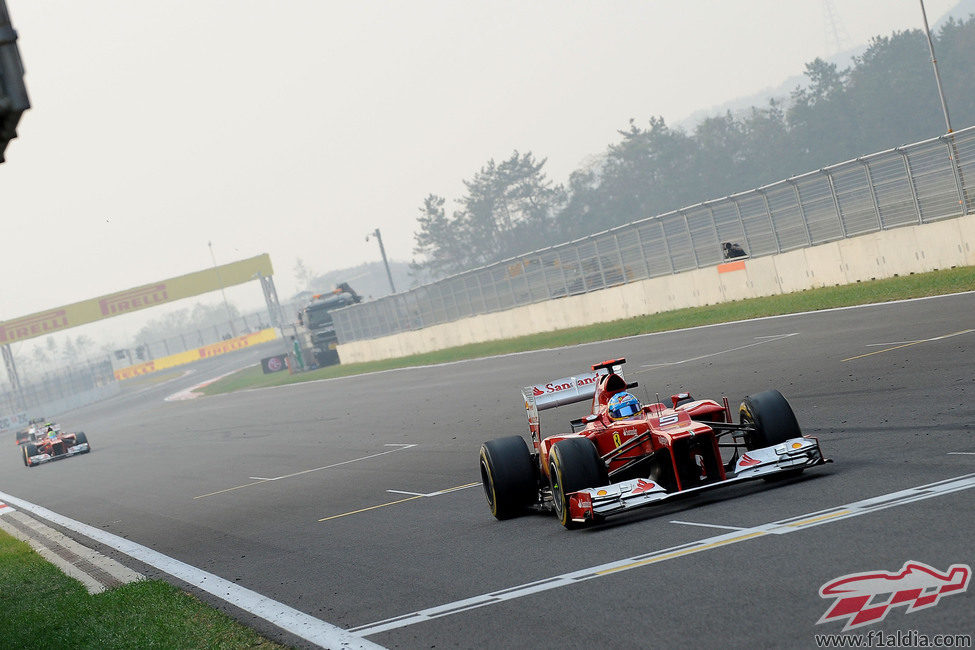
[607,392,641,420]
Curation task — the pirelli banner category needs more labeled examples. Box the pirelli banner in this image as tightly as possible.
[114,328,278,380]
[0,254,273,345]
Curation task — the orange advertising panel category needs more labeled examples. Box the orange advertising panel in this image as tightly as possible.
[717,260,746,274]
[1,254,273,344]
[113,328,278,380]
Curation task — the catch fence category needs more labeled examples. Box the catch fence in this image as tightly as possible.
[333,127,975,342]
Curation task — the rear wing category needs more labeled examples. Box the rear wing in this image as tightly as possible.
[522,359,632,449]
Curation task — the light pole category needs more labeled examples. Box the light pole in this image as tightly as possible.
[366,228,396,294]
[919,0,952,133]
[208,241,237,337]
[919,0,970,213]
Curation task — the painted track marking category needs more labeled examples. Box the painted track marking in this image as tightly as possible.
[669,520,747,531]
[637,333,798,371]
[349,473,975,638]
[194,444,417,499]
[320,482,480,522]
[948,452,975,455]
[0,489,382,650]
[842,329,973,362]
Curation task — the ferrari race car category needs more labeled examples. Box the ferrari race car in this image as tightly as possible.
[479,358,828,528]
[21,422,91,467]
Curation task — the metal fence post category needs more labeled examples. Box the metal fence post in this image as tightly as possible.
[731,197,751,253]
[679,210,700,267]
[659,219,675,273]
[474,272,486,313]
[940,135,969,215]
[789,179,813,245]
[706,203,720,255]
[859,158,884,230]
[462,274,475,317]
[574,246,589,292]
[612,233,626,282]
[758,189,782,253]
[898,148,923,224]
[823,168,847,237]
[634,226,652,279]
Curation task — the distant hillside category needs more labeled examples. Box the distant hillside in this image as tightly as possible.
[679,0,975,132]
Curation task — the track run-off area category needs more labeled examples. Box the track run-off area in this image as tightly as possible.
[1,292,974,649]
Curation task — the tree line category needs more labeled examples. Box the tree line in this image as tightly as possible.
[412,18,975,278]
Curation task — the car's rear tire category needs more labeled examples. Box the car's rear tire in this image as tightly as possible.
[74,432,90,452]
[548,437,608,529]
[480,436,537,520]
[740,389,802,450]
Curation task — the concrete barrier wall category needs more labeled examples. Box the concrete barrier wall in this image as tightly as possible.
[338,214,975,363]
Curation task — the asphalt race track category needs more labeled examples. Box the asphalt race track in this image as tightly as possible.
[2,293,974,649]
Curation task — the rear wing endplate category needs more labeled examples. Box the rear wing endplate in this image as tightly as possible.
[522,361,626,449]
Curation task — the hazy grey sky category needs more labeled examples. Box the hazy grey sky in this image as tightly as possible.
[0,0,960,332]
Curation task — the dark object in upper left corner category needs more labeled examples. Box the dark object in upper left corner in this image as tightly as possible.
[0,0,31,164]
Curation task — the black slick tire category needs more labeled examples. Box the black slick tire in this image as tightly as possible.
[548,437,608,529]
[740,389,802,450]
[23,443,37,468]
[480,436,536,520]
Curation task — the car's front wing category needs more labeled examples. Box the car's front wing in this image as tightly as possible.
[568,436,827,523]
[25,441,89,466]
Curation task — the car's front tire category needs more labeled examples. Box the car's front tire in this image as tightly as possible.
[548,437,608,529]
[480,436,537,520]
[74,432,90,452]
[23,443,38,467]
[740,389,802,450]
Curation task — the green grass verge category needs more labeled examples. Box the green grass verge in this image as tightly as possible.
[202,265,975,396]
[0,530,288,649]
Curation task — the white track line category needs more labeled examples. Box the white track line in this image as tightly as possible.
[0,490,383,650]
[387,484,480,498]
[350,473,975,638]
[195,444,418,499]
[669,520,747,531]
[637,333,798,370]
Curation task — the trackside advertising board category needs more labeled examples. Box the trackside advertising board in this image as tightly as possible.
[0,254,273,345]
[114,328,278,380]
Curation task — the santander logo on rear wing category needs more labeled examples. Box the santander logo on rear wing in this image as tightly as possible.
[521,359,626,448]
[521,372,599,411]
[522,359,625,411]
[523,373,603,411]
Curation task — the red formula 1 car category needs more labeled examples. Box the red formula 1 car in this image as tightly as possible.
[479,358,828,528]
[21,422,91,467]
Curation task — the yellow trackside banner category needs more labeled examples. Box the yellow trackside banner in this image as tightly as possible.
[114,327,278,380]
[0,254,273,345]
